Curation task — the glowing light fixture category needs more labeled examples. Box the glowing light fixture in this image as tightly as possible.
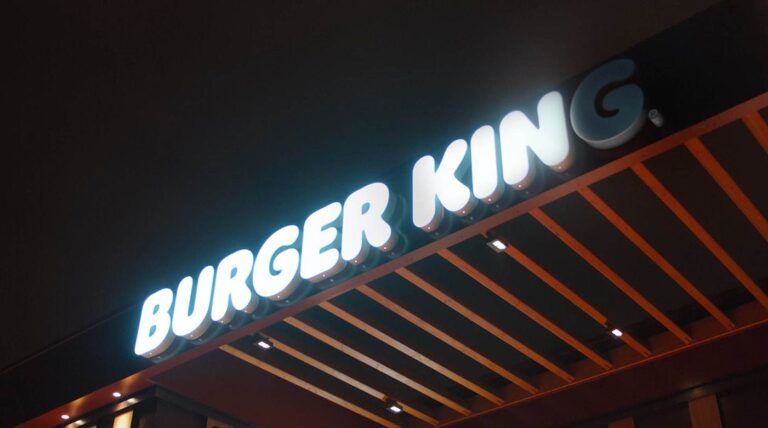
[61,414,70,420]
[385,400,403,414]
[486,238,507,253]
[610,328,624,337]
[254,335,273,350]
[112,391,122,398]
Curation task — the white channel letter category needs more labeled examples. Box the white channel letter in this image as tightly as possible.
[570,59,645,149]
[211,249,257,324]
[171,265,214,339]
[300,202,345,282]
[499,91,573,190]
[341,182,396,264]
[412,139,476,231]
[134,288,174,357]
[253,225,301,300]
[470,125,504,203]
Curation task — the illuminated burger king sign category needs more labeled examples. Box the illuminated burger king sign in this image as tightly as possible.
[135,59,648,358]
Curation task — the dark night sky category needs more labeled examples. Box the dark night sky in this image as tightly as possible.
[3,0,719,371]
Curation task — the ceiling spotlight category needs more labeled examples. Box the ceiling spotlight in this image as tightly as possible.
[486,238,507,253]
[61,414,70,420]
[253,334,273,350]
[385,400,403,414]
[112,391,122,398]
[610,328,624,338]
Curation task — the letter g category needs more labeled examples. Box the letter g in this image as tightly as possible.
[570,59,645,149]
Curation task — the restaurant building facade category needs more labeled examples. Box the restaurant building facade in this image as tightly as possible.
[3,1,768,427]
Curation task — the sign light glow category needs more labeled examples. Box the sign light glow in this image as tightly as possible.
[171,266,214,339]
[412,139,476,231]
[300,202,345,282]
[470,125,504,203]
[134,288,174,357]
[499,91,572,189]
[253,225,301,300]
[211,249,257,324]
[134,59,647,358]
[341,182,396,264]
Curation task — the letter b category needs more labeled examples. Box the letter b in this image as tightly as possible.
[134,288,174,357]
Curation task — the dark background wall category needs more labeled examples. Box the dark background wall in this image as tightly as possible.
[3,0,726,373]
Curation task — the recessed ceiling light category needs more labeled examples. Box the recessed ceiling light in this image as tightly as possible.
[250,333,275,350]
[487,238,507,252]
[254,335,273,350]
[610,328,624,337]
[112,391,122,398]
[61,414,70,420]
[386,402,403,414]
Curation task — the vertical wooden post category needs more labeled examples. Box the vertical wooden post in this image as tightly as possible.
[689,394,723,428]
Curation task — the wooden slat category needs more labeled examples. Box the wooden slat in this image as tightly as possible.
[283,316,472,415]
[688,394,723,428]
[497,238,652,357]
[531,208,693,344]
[438,249,614,370]
[743,111,768,152]
[319,302,504,405]
[579,186,735,330]
[632,163,768,310]
[396,267,575,382]
[358,285,539,394]
[220,345,400,428]
[268,337,439,426]
[686,138,768,242]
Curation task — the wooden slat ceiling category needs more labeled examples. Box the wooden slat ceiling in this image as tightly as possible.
[220,99,768,427]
